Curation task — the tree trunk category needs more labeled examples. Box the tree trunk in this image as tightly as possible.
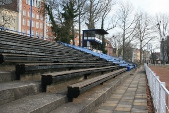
[122,26,125,59]
[78,9,81,46]
[72,24,75,45]
[140,40,142,64]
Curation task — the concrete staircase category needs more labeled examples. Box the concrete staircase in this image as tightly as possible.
[0,68,135,113]
[0,30,137,113]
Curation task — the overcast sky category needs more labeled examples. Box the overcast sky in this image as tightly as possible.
[127,0,169,15]
[128,0,169,52]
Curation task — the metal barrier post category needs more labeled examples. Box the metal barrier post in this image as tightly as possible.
[160,82,166,113]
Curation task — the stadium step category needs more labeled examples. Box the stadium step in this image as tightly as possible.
[50,70,133,113]
[0,71,15,83]
[0,81,41,105]
[0,69,134,113]
[0,93,67,113]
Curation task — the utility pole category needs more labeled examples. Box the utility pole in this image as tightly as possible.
[162,38,165,65]
[157,22,165,65]
[30,0,32,37]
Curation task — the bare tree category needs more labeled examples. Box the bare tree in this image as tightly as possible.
[84,0,107,29]
[155,13,169,40]
[100,0,114,29]
[135,12,156,63]
[116,1,138,60]
[0,0,16,29]
[155,13,169,64]
[107,33,123,57]
[0,8,13,27]
[42,0,86,44]
[77,0,86,46]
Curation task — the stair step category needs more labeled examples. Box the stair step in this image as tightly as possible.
[0,71,15,83]
[0,81,41,105]
[0,93,67,113]
[50,71,132,113]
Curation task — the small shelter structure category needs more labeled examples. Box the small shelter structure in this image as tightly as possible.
[82,29,108,52]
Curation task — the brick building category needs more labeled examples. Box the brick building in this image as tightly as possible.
[105,39,114,56]
[19,0,46,38]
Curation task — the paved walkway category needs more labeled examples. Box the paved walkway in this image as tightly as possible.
[93,66,148,113]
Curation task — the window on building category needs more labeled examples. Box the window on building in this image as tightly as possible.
[40,23,43,29]
[28,11,30,17]
[27,20,30,26]
[27,30,30,35]
[32,20,34,27]
[32,13,35,18]
[36,22,39,28]
[36,14,39,19]
[37,1,40,8]
[23,10,26,16]
[23,18,26,25]
[26,0,30,4]
[32,0,35,6]
[40,15,43,20]
[36,31,38,36]
[35,0,38,7]
[40,32,43,37]
[32,30,34,36]
[22,29,26,34]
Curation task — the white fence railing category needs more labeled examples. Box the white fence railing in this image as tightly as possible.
[144,64,169,113]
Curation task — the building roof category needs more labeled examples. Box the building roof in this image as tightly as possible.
[83,29,109,34]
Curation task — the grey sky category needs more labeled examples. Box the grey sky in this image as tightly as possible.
[127,0,169,15]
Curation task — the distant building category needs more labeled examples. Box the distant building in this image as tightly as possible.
[143,50,151,63]
[112,48,118,57]
[132,48,140,63]
[160,36,169,63]
[45,22,55,41]
[105,39,113,56]
[19,0,46,38]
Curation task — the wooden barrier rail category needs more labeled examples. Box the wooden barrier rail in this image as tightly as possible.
[41,66,119,92]
[67,68,126,102]
[15,63,112,80]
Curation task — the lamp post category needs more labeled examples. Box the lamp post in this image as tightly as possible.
[162,38,165,65]
[30,0,32,37]
[157,22,165,65]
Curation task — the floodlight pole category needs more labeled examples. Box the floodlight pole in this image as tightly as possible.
[30,0,32,37]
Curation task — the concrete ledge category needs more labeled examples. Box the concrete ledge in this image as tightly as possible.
[0,71,15,83]
[0,81,41,105]
[50,69,136,113]
[0,93,67,113]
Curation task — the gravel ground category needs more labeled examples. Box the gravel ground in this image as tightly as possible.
[149,65,169,90]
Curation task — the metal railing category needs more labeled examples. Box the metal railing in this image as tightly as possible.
[144,64,169,113]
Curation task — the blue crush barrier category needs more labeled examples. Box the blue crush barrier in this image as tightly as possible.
[60,42,136,70]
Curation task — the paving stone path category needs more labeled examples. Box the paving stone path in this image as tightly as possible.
[93,66,148,113]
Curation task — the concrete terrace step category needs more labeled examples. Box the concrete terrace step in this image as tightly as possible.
[49,70,135,113]
[0,93,67,113]
[0,81,41,105]
[0,71,15,83]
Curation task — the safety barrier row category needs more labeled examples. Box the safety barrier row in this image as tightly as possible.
[144,64,169,113]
